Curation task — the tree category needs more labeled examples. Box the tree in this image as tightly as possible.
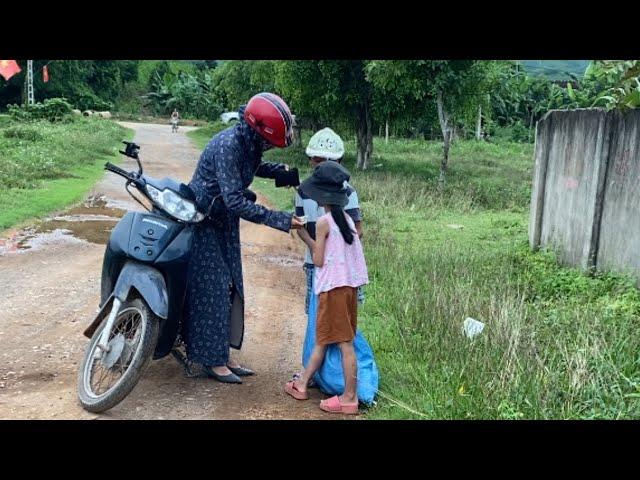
[275,60,375,169]
[488,60,640,131]
[211,60,276,110]
[483,61,557,141]
[371,79,404,144]
[191,60,218,70]
[145,69,223,119]
[367,60,494,184]
[0,60,146,111]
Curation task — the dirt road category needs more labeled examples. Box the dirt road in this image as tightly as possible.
[0,122,353,420]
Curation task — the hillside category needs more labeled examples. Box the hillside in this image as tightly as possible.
[520,60,590,80]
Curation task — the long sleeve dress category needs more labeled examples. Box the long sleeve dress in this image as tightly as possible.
[182,108,292,367]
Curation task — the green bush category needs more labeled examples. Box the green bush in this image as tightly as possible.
[210,120,233,135]
[7,104,32,122]
[489,121,534,143]
[41,98,74,121]
[113,82,147,114]
[7,98,74,123]
[72,91,113,111]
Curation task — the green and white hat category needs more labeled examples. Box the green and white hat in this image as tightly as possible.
[305,127,345,161]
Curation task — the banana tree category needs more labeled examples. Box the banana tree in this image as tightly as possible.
[587,60,640,110]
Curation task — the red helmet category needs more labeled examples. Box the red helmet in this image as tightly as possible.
[244,93,294,148]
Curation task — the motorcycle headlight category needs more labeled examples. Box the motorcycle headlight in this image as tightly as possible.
[146,185,205,222]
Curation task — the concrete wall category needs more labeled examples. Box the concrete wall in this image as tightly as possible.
[530,108,640,283]
[597,110,640,278]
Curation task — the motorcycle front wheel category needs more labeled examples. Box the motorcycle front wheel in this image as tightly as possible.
[77,296,159,413]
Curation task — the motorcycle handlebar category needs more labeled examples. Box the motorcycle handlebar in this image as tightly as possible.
[105,162,136,180]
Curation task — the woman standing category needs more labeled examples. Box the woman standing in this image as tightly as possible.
[182,93,305,383]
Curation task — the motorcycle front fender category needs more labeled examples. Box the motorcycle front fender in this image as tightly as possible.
[83,262,169,339]
[113,261,169,320]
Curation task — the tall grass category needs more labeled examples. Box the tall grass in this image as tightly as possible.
[189,127,640,419]
[0,117,130,230]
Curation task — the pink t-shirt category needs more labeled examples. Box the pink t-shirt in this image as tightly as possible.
[314,212,369,295]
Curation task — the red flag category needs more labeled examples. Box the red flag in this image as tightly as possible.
[43,65,49,83]
[0,60,21,81]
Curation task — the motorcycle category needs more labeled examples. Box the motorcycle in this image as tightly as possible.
[77,141,207,412]
[171,118,179,133]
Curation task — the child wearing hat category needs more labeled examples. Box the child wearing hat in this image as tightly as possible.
[294,128,364,315]
[285,161,369,414]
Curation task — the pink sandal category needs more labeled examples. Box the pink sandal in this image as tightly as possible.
[319,395,359,415]
[285,381,309,400]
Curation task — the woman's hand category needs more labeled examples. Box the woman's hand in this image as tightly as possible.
[290,215,306,230]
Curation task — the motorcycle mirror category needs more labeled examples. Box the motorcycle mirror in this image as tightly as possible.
[120,141,140,158]
[119,141,143,176]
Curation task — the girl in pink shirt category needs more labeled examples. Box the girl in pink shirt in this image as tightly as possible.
[285,161,368,414]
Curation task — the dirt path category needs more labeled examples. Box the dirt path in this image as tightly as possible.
[0,122,355,420]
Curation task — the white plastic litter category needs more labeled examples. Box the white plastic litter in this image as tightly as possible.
[463,317,485,338]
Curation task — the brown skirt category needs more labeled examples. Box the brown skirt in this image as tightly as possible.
[316,286,358,346]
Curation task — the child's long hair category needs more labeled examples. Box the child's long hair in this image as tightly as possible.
[329,205,355,245]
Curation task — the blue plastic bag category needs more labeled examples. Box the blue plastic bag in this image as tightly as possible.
[302,279,379,405]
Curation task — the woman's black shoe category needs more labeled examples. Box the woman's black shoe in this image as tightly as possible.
[203,366,242,384]
[228,365,255,377]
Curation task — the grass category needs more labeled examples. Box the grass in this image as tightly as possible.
[186,121,233,146]
[0,117,131,231]
[188,127,640,419]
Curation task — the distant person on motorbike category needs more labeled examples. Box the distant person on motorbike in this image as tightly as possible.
[181,93,305,384]
[171,109,180,131]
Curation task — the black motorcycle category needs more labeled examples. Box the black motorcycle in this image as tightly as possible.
[76,141,208,412]
[77,141,299,413]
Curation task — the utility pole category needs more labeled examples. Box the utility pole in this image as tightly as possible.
[27,60,35,105]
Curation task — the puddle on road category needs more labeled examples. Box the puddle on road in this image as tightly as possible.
[0,194,126,255]
[34,219,117,245]
[65,198,126,219]
[10,229,85,252]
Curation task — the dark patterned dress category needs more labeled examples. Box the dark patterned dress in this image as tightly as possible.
[182,108,292,367]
